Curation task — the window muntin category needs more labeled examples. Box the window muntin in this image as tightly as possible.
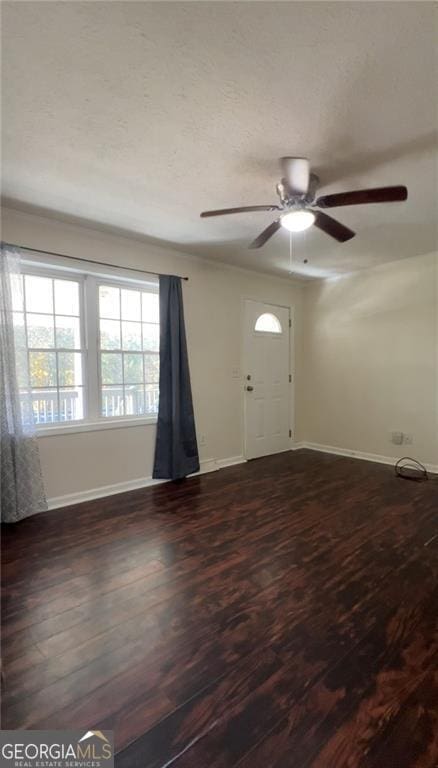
[13,272,84,424]
[98,284,159,418]
[254,312,282,334]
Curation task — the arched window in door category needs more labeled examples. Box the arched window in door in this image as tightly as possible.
[254,312,282,334]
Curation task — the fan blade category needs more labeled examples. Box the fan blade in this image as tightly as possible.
[249,219,282,249]
[200,205,280,218]
[316,186,408,208]
[313,211,355,242]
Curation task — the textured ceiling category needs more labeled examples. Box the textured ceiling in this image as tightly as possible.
[2,1,437,279]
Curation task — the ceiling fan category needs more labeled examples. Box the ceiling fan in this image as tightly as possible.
[200,157,408,249]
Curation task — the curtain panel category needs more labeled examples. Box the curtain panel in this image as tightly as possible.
[153,275,199,480]
[0,247,47,522]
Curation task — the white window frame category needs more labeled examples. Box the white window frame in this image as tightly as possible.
[18,264,87,426]
[20,256,159,436]
[95,276,160,423]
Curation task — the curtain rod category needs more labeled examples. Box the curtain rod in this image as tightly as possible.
[1,241,189,281]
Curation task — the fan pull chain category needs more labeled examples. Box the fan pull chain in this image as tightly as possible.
[289,230,293,274]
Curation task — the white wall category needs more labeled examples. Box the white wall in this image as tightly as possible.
[1,206,305,502]
[302,252,438,467]
[3,205,436,504]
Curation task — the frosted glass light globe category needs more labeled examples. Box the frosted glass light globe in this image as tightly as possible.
[280,210,315,232]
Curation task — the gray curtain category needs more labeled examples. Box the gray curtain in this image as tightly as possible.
[153,275,199,480]
[1,247,47,522]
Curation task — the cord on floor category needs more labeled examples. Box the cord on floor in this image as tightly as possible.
[394,456,429,482]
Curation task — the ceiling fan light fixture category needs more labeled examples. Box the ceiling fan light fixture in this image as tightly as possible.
[280,209,315,233]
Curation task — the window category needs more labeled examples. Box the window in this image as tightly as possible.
[15,262,159,429]
[98,283,159,417]
[12,272,84,424]
[254,313,282,334]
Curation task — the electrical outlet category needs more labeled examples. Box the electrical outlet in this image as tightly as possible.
[391,431,404,446]
[403,433,413,445]
[199,434,206,446]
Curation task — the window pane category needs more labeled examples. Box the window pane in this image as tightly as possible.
[142,323,159,351]
[122,321,142,350]
[100,319,121,350]
[99,286,120,319]
[121,289,141,321]
[58,352,82,386]
[142,292,159,323]
[59,386,84,421]
[13,312,26,345]
[101,386,124,417]
[25,275,53,313]
[21,271,84,425]
[254,313,282,333]
[30,388,58,425]
[11,274,24,311]
[13,314,28,388]
[101,352,123,384]
[54,279,79,316]
[29,351,57,387]
[144,384,159,416]
[124,385,145,416]
[99,284,160,420]
[16,352,29,389]
[144,354,159,383]
[55,316,81,349]
[124,353,143,384]
[27,313,55,348]
[145,384,159,414]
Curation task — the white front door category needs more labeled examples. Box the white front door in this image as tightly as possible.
[243,300,291,460]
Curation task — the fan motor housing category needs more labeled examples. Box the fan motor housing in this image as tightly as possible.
[280,157,310,195]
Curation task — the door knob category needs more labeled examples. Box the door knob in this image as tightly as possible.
[246,385,254,391]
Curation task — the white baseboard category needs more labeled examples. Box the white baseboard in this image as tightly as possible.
[293,440,438,474]
[47,440,436,511]
[47,455,247,510]
[47,477,163,510]
[216,455,247,469]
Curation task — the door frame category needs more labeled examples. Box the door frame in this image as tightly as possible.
[241,298,295,460]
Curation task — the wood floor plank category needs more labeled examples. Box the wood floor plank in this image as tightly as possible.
[233,571,438,768]
[4,499,433,727]
[2,449,437,766]
[113,547,438,763]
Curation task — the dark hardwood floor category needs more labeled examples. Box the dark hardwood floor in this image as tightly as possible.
[2,449,438,767]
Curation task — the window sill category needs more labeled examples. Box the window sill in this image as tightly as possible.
[36,416,158,437]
